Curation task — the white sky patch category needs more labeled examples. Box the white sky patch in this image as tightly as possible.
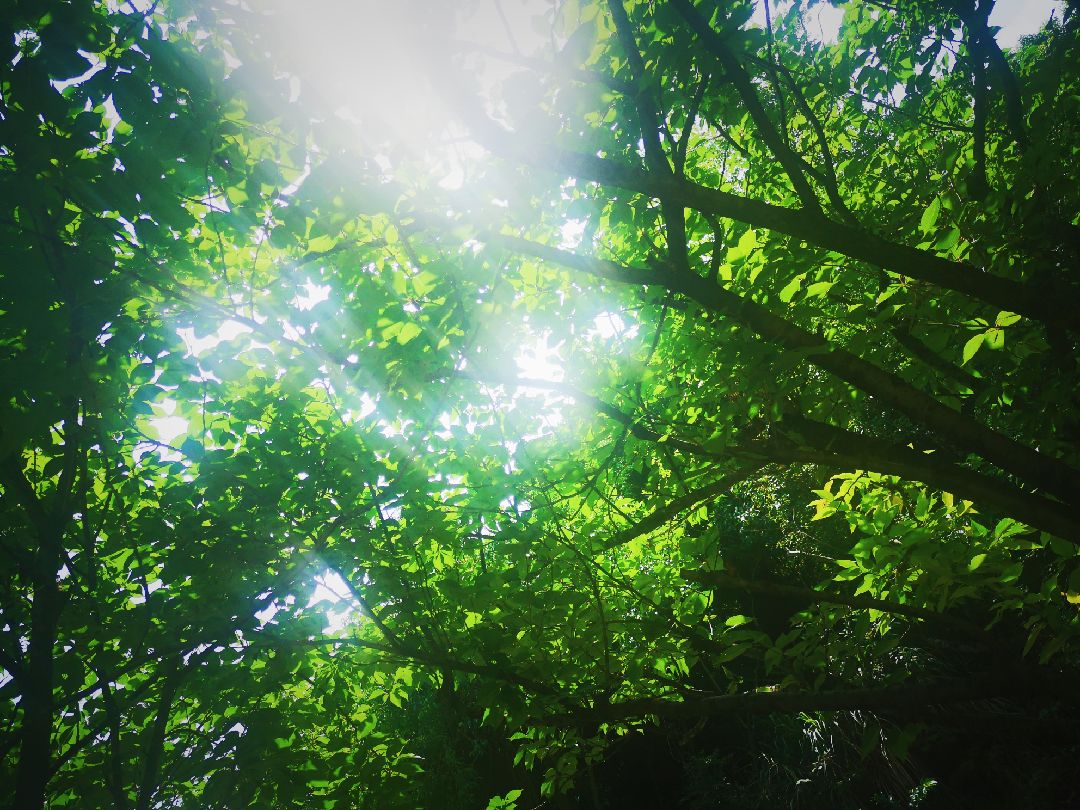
[515,333,564,383]
[177,320,252,357]
[254,601,280,626]
[279,156,312,197]
[435,410,458,441]
[307,570,361,635]
[152,414,189,446]
[559,218,586,249]
[198,191,230,213]
[281,319,306,342]
[255,593,295,628]
[254,573,362,634]
[749,0,1061,47]
[129,578,164,606]
[51,50,106,92]
[106,0,156,12]
[354,392,378,421]
[133,399,187,464]
[750,2,844,44]
[101,95,121,144]
[989,0,1062,48]
[438,166,465,190]
[294,281,331,311]
[499,495,531,514]
[587,311,638,341]
[471,331,607,442]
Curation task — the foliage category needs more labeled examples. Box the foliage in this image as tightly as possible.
[1,0,1079,807]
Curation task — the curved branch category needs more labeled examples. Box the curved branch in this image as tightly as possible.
[488,235,1080,513]
[680,569,986,636]
[671,0,823,213]
[553,671,1061,727]
[439,56,1077,329]
[606,0,693,274]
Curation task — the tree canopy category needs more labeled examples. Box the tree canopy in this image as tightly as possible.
[2,0,1080,807]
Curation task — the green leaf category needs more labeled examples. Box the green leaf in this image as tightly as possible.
[396,322,422,344]
[934,226,961,250]
[778,273,806,303]
[961,333,984,364]
[919,197,941,234]
[180,437,204,460]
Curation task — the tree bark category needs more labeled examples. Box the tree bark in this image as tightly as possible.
[680,569,986,637]
[491,235,1080,510]
[2,455,64,810]
[554,671,1064,726]
[474,134,1079,332]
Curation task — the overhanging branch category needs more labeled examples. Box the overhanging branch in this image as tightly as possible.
[489,235,1080,513]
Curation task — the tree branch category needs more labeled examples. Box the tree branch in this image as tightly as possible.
[606,0,694,274]
[489,234,1080,512]
[680,569,986,636]
[552,672,1055,727]
[671,0,822,213]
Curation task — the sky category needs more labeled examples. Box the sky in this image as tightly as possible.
[988,0,1063,47]
[751,0,1064,47]
[155,0,1068,635]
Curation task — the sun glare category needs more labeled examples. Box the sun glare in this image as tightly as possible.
[177,320,252,358]
[515,333,565,383]
[308,570,360,634]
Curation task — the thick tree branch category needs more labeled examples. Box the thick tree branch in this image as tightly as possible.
[553,672,1058,727]
[775,413,1080,540]
[671,0,822,213]
[953,0,1028,149]
[602,465,767,552]
[443,56,1078,330]
[490,234,1080,511]
[606,0,694,275]
[135,660,184,810]
[99,681,130,810]
[891,327,984,392]
[3,451,68,810]
[269,637,564,699]
[680,569,986,636]
[473,132,1078,331]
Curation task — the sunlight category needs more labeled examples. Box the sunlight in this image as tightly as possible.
[8,0,1077,802]
[147,397,185,442]
[177,320,252,358]
[293,281,331,312]
[259,2,458,162]
[152,414,189,447]
[559,218,587,249]
[748,0,1060,47]
[256,0,556,194]
[587,311,638,341]
[132,399,187,465]
[308,570,361,634]
[514,333,564,383]
[253,571,359,635]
